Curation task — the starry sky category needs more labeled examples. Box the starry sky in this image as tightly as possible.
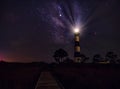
[0,0,120,63]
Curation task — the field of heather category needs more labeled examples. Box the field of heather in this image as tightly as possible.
[52,64,120,89]
[0,62,44,89]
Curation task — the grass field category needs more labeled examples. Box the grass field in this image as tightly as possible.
[0,62,45,89]
[1,62,120,89]
[52,63,120,89]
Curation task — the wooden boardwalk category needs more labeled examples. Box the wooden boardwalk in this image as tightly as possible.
[35,71,63,89]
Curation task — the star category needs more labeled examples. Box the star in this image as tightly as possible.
[59,14,62,17]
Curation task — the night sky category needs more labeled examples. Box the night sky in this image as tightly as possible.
[0,0,120,63]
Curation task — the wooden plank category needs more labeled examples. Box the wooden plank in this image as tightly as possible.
[35,71,62,89]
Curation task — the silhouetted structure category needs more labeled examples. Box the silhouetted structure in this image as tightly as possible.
[74,32,81,62]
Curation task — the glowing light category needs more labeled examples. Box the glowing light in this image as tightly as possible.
[74,27,80,33]
[59,14,62,17]
[71,23,82,35]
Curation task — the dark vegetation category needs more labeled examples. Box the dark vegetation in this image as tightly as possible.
[53,49,120,64]
[0,62,46,89]
[0,49,120,89]
[51,63,120,89]
[1,61,120,89]
[53,48,68,63]
[51,49,120,89]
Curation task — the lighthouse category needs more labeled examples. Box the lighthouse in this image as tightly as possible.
[74,28,81,62]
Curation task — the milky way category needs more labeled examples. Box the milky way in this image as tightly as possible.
[35,0,90,44]
[34,0,109,44]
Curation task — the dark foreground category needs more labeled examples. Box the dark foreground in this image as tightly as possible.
[52,63,120,89]
[0,62,45,89]
[0,62,120,89]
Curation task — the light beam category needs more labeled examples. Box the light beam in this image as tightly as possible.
[74,27,80,34]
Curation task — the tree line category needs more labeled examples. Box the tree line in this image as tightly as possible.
[53,48,120,64]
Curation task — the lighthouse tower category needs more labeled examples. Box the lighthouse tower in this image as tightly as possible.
[74,28,81,62]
